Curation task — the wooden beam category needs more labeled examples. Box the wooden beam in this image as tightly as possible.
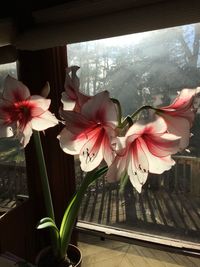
[0,46,77,263]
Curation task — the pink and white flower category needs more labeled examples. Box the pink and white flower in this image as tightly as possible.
[0,75,58,147]
[61,66,90,112]
[58,91,118,172]
[156,88,200,150]
[107,116,180,193]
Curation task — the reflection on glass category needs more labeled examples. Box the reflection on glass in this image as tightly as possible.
[68,23,200,246]
[0,63,28,217]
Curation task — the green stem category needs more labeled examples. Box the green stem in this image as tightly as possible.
[33,131,55,220]
[33,131,60,256]
[121,116,134,128]
[130,105,155,120]
[111,100,155,129]
[59,166,108,258]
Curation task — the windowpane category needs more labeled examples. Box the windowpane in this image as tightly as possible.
[68,23,200,248]
[0,63,28,217]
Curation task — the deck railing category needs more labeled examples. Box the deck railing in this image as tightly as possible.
[173,156,200,197]
[76,155,200,197]
[77,156,200,245]
[0,163,27,202]
[0,155,200,211]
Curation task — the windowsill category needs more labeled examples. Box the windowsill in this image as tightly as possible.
[77,221,200,256]
[0,252,34,267]
[78,232,200,267]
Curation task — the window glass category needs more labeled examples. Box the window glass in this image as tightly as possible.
[68,23,200,248]
[0,63,28,217]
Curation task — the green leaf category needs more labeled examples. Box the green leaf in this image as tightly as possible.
[37,217,58,231]
[38,217,56,225]
[59,166,108,258]
[37,221,59,232]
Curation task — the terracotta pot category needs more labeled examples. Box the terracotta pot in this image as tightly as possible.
[36,244,82,267]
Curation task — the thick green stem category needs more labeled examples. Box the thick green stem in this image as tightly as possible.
[111,99,155,129]
[116,105,156,131]
[33,131,60,256]
[33,131,55,220]
[130,105,155,120]
[119,115,133,128]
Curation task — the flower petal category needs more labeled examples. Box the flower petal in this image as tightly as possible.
[3,75,30,102]
[18,123,33,147]
[63,66,90,111]
[29,96,51,115]
[159,88,200,128]
[31,111,58,131]
[128,166,148,193]
[61,92,76,111]
[163,88,196,110]
[0,99,11,120]
[126,116,167,141]
[60,110,93,135]
[140,138,175,174]
[64,66,80,96]
[40,82,50,98]
[159,113,190,150]
[145,132,180,157]
[127,140,149,193]
[58,128,86,155]
[79,129,104,172]
[103,134,115,166]
[82,91,118,125]
[106,155,126,183]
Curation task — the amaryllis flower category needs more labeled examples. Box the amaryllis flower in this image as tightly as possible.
[107,116,180,193]
[156,88,200,150]
[58,91,118,172]
[0,75,58,147]
[61,66,90,112]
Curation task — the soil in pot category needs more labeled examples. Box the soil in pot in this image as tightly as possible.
[36,244,82,267]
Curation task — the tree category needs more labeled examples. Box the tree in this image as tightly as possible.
[67,23,200,116]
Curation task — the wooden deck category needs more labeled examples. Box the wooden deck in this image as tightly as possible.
[77,156,200,248]
[0,163,27,217]
[78,184,200,243]
[0,198,16,218]
[0,163,27,199]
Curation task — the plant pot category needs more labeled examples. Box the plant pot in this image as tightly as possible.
[36,244,82,267]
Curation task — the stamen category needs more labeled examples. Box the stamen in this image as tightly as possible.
[82,147,96,163]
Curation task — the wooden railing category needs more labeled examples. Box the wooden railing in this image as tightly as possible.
[173,156,200,197]
[76,155,200,198]
[0,163,27,204]
[77,156,200,245]
[0,155,200,212]
[146,155,200,197]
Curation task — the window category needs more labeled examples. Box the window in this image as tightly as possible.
[0,63,28,217]
[67,23,200,250]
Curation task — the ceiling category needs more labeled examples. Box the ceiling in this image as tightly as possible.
[0,0,72,19]
[0,0,169,37]
[0,0,199,52]
[0,0,167,20]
